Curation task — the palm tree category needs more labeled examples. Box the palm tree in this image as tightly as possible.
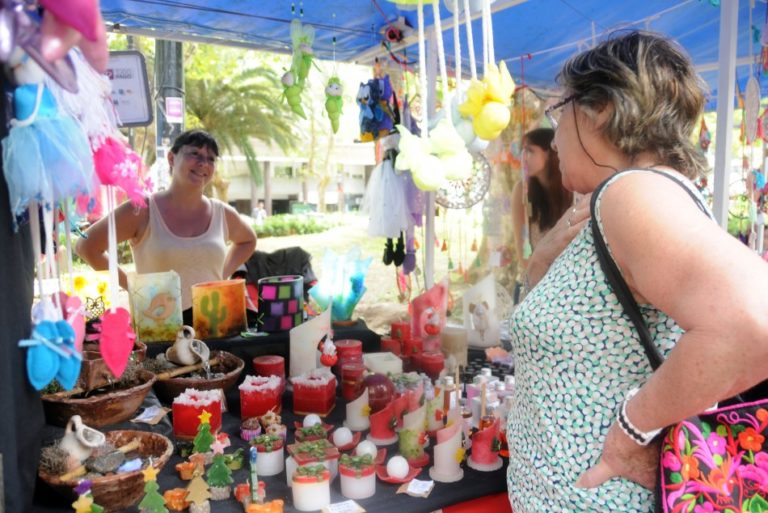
[184,55,297,201]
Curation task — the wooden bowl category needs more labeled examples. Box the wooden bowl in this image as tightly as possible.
[39,429,173,513]
[42,369,156,428]
[152,350,244,404]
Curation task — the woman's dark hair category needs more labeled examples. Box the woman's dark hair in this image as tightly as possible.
[170,130,219,156]
[557,30,707,179]
[524,128,573,231]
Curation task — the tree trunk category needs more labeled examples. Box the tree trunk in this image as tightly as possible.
[263,161,272,215]
[301,180,308,203]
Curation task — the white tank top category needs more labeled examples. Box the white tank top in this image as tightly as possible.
[131,196,229,310]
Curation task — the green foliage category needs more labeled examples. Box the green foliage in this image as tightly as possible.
[138,479,168,513]
[206,454,233,487]
[254,214,332,238]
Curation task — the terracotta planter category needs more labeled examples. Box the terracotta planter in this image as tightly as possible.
[42,370,156,428]
[153,350,244,404]
[38,430,173,513]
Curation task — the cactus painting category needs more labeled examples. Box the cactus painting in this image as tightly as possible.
[192,280,247,339]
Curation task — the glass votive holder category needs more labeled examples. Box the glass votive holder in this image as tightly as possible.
[340,361,366,401]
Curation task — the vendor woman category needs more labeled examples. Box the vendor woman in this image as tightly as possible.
[76,130,257,322]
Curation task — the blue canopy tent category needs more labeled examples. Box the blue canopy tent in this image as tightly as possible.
[99,0,764,281]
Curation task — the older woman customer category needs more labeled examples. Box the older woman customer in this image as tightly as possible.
[507,31,768,512]
[76,130,257,320]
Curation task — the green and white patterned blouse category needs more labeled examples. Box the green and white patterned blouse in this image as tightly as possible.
[506,170,704,512]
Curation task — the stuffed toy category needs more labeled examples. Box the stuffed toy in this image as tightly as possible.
[281,70,306,119]
[324,76,343,134]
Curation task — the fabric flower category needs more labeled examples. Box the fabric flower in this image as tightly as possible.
[706,433,727,456]
[739,427,765,452]
[681,455,700,481]
[693,503,716,513]
[662,451,682,471]
[757,408,768,423]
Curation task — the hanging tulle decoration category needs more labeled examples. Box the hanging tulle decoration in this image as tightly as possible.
[93,137,149,207]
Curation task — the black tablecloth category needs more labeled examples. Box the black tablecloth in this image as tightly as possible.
[33,346,510,513]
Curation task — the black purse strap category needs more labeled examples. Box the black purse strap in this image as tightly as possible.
[590,169,710,371]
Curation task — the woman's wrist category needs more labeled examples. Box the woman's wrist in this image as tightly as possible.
[616,388,663,446]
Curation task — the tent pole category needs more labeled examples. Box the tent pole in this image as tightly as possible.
[713,0,739,229]
[425,29,438,290]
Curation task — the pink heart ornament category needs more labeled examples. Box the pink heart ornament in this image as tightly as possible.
[98,307,136,378]
[64,295,86,353]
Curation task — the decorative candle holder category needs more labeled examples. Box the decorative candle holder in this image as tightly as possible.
[390,321,411,342]
[191,279,247,339]
[391,393,409,431]
[426,387,445,435]
[291,369,336,417]
[338,453,376,500]
[239,375,283,418]
[252,355,285,380]
[344,388,371,432]
[240,418,262,442]
[398,403,429,468]
[467,416,503,471]
[250,434,285,476]
[366,401,398,446]
[291,464,331,512]
[258,275,304,333]
[289,307,330,378]
[128,270,183,343]
[428,421,464,483]
[172,388,223,440]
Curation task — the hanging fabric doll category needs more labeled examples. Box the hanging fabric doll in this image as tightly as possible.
[290,19,317,87]
[361,134,410,239]
[2,50,93,228]
[282,70,306,119]
[325,75,343,134]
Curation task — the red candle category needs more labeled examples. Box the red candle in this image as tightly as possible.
[380,337,401,356]
[420,351,445,381]
[402,337,423,357]
[239,375,283,419]
[340,362,366,401]
[172,389,223,439]
[292,370,337,416]
[252,355,285,379]
[333,339,363,378]
[391,321,411,341]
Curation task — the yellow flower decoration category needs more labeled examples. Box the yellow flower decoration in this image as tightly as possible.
[361,404,371,417]
[198,409,212,425]
[73,275,87,292]
[72,494,94,513]
[141,464,159,482]
[96,280,108,296]
[459,60,515,141]
[454,447,466,464]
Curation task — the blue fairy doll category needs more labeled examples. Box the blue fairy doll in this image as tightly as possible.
[1,49,93,229]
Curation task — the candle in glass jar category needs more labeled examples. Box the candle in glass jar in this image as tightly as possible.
[333,339,363,378]
[252,355,285,379]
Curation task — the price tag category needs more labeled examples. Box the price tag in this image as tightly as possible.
[321,500,365,513]
[406,478,435,497]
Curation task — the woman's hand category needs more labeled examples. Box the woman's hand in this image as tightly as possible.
[527,193,592,287]
[575,421,659,491]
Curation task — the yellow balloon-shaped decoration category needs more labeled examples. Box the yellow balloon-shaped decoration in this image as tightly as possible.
[411,154,447,192]
[473,102,511,141]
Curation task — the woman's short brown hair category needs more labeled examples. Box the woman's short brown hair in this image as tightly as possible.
[557,30,707,179]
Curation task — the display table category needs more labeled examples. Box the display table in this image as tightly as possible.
[143,320,381,374]
[33,359,509,513]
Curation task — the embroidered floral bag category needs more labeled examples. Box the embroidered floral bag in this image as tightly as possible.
[591,170,768,513]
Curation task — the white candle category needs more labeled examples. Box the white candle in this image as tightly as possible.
[345,388,371,432]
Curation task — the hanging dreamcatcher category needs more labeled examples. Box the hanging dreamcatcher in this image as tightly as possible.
[435,152,491,209]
